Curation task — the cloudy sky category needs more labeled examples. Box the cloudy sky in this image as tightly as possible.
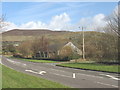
[2,2,118,32]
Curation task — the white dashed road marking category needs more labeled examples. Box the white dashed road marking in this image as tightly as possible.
[73,73,76,78]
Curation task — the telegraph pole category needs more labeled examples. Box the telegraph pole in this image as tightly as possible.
[79,26,85,60]
[82,26,85,59]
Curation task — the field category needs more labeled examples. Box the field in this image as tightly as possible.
[57,63,120,73]
[2,65,69,88]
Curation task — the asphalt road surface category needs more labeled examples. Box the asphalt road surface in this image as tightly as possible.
[1,56,119,88]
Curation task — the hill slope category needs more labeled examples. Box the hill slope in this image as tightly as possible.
[2,29,69,36]
[2,29,71,41]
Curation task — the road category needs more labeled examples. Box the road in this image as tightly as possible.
[1,56,119,88]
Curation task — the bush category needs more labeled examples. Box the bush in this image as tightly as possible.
[13,54,23,58]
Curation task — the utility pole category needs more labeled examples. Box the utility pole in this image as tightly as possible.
[79,26,85,60]
[82,26,85,60]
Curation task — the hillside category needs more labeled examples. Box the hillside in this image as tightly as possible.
[2,29,69,36]
[2,29,71,41]
[2,29,118,61]
[2,29,115,43]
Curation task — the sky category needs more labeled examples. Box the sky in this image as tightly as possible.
[1,2,118,32]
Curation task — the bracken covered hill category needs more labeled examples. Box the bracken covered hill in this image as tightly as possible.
[1,29,118,61]
[2,29,69,36]
[2,29,71,41]
[2,29,114,43]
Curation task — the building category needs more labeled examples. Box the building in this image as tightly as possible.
[59,42,82,56]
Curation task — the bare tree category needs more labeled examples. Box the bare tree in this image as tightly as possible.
[0,14,10,32]
[17,41,32,58]
[31,36,49,58]
[107,5,120,36]
[0,14,5,29]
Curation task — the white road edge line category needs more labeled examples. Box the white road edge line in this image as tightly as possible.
[1,62,16,71]
[50,69,75,78]
[50,68,66,72]
[96,82,118,88]
[6,59,27,66]
[51,69,103,79]
[77,73,103,78]
[50,72,72,78]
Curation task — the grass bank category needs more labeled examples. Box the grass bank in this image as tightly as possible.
[57,63,120,73]
[2,65,69,88]
[17,58,59,63]
[6,55,60,63]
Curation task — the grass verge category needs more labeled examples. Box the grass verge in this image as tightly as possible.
[57,63,120,73]
[6,55,60,63]
[19,58,59,63]
[2,65,69,88]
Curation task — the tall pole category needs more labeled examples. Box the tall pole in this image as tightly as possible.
[79,26,85,59]
[82,27,85,59]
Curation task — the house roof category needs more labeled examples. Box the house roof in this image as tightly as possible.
[63,42,82,55]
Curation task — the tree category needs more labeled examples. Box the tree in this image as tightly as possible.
[106,4,120,36]
[0,14,5,29]
[17,41,32,58]
[31,38,41,58]
[31,36,49,58]
[59,45,73,60]
[59,45,80,60]
[0,15,6,54]
[81,31,118,62]
[0,14,9,32]
[2,43,16,55]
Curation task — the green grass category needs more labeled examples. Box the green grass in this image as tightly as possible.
[6,56,60,63]
[28,59,59,63]
[19,58,59,63]
[2,65,69,88]
[0,64,2,89]
[57,63,120,73]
